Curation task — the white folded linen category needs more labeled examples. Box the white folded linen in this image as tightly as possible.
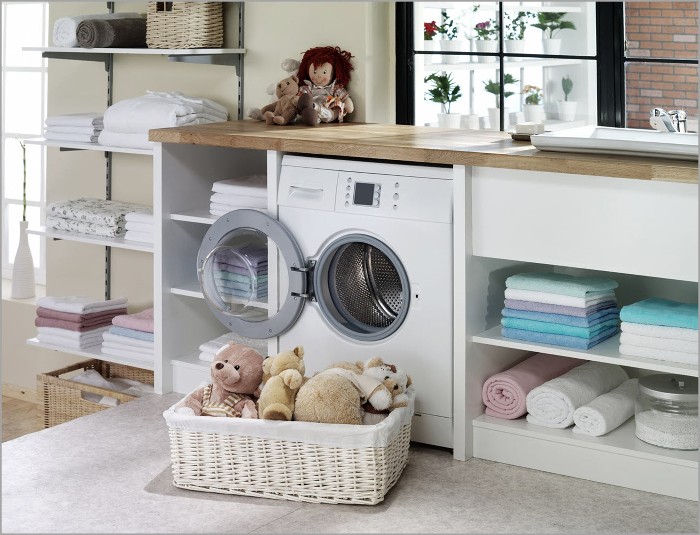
[124,221,153,233]
[504,288,616,309]
[212,176,267,198]
[37,296,127,315]
[98,130,153,150]
[525,361,629,428]
[102,331,154,350]
[209,206,267,217]
[101,345,154,364]
[125,211,153,224]
[146,90,229,118]
[620,332,697,355]
[44,131,99,143]
[102,341,154,356]
[37,326,110,341]
[52,12,144,47]
[210,192,267,209]
[37,333,105,349]
[572,379,638,436]
[44,125,103,135]
[198,331,267,357]
[124,231,153,243]
[199,351,215,363]
[45,113,103,127]
[621,321,698,342]
[619,344,698,366]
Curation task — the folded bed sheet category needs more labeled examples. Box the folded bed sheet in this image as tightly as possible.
[46,215,124,237]
[210,193,267,209]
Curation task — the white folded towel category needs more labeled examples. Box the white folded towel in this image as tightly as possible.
[572,379,638,436]
[45,113,103,127]
[209,206,267,218]
[146,90,229,118]
[621,321,698,342]
[124,221,153,233]
[198,331,267,357]
[199,351,215,363]
[44,131,99,143]
[102,331,154,350]
[101,345,154,364]
[37,332,105,349]
[526,361,629,428]
[125,211,153,224]
[504,288,616,309]
[52,12,145,47]
[37,296,127,314]
[212,176,267,198]
[102,341,154,356]
[210,192,267,209]
[37,326,109,341]
[45,125,103,135]
[619,344,698,366]
[620,332,697,355]
[98,130,153,150]
[124,231,154,243]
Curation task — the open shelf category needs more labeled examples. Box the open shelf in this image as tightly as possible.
[27,227,154,253]
[422,57,583,72]
[170,208,219,225]
[171,352,210,372]
[170,280,269,310]
[473,326,698,377]
[24,137,152,155]
[27,337,154,371]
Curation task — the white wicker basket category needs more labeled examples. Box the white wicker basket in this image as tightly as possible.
[163,389,414,505]
[146,2,223,49]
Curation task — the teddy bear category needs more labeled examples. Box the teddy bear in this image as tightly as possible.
[257,345,306,420]
[293,360,394,425]
[249,75,300,126]
[361,357,412,425]
[177,342,264,418]
[247,58,300,121]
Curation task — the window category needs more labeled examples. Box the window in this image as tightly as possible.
[1,2,48,283]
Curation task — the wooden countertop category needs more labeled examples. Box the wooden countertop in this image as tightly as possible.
[149,121,698,184]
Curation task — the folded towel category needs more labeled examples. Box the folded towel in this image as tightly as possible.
[37,325,109,342]
[482,353,585,419]
[619,344,698,366]
[37,296,127,315]
[101,345,154,364]
[212,176,267,198]
[501,326,619,350]
[112,308,154,333]
[215,245,267,269]
[52,12,144,47]
[102,331,154,350]
[209,207,267,218]
[98,130,153,150]
[102,341,154,356]
[214,278,266,292]
[199,351,215,363]
[46,215,125,238]
[44,125,103,135]
[506,272,619,298]
[502,307,620,328]
[620,298,698,330]
[47,198,150,227]
[37,332,106,349]
[45,113,103,128]
[146,90,229,118]
[214,262,268,277]
[69,370,121,406]
[124,231,154,243]
[36,306,127,323]
[572,379,638,436]
[504,299,618,318]
[621,321,698,342]
[76,17,146,48]
[525,361,629,428]
[620,332,698,354]
[504,289,616,309]
[124,221,153,233]
[501,317,620,339]
[214,271,268,284]
[35,316,114,332]
[44,131,100,143]
[218,287,268,300]
[109,325,154,342]
[210,193,267,209]
[198,331,267,357]
[125,211,153,224]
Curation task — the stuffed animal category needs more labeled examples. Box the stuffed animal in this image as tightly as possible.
[177,342,264,418]
[296,46,355,126]
[251,75,301,126]
[257,346,306,420]
[361,357,412,425]
[248,59,300,121]
[293,360,394,425]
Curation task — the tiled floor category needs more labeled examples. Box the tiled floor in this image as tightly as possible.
[2,396,42,442]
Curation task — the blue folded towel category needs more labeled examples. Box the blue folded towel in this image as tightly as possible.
[214,270,268,284]
[502,326,619,350]
[109,325,154,342]
[501,317,620,339]
[620,298,698,330]
[505,272,618,298]
[502,307,621,327]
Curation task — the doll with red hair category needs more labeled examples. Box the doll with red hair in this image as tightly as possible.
[296,46,355,125]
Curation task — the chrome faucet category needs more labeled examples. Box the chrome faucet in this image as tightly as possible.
[650,108,687,133]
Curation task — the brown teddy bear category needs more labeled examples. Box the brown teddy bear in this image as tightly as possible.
[177,342,264,418]
[257,346,306,421]
[255,75,300,126]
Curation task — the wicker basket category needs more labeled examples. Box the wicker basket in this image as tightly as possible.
[37,359,154,428]
[146,2,223,49]
[164,389,414,505]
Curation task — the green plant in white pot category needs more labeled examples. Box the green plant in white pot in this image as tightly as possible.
[484,73,518,130]
[11,139,35,299]
[504,11,535,58]
[523,84,545,123]
[437,9,463,65]
[556,75,577,121]
[425,72,462,128]
[531,12,576,55]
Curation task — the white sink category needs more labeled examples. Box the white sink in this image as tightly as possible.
[531,126,698,161]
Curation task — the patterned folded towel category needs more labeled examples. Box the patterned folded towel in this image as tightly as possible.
[37,296,127,315]
[47,198,150,227]
[502,307,620,328]
[502,326,619,350]
[504,299,618,318]
[112,308,154,333]
[501,317,620,339]
[504,288,616,309]
[506,272,618,298]
[620,298,698,330]
[47,215,125,237]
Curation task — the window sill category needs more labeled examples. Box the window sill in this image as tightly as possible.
[2,278,45,305]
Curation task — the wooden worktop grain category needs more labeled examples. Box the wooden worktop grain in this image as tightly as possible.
[149,121,698,183]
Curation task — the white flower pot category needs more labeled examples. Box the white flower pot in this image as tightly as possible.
[11,220,35,299]
[487,107,509,130]
[424,39,438,64]
[543,38,561,55]
[437,113,462,128]
[474,39,498,63]
[556,100,577,121]
[504,39,525,59]
[460,113,480,129]
[524,104,546,123]
[440,39,462,64]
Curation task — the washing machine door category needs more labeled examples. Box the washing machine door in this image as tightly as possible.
[197,209,306,339]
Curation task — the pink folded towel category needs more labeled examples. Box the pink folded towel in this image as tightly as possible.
[482,353,586,419]
[36,306,127,323]
[35,316,114,332]
[112,307,154,333]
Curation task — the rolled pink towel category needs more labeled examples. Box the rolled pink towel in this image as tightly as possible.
[36,306,127,323]
[35,316,114,332]
[112,307,154,333]
[482,353,586,419]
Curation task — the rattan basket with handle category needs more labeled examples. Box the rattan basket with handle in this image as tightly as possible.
[146,1,223,49]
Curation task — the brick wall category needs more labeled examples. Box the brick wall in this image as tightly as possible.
[624,2,698,129]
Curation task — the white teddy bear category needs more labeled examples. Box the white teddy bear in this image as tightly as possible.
[247,58,300,121]
[361,357,412,425]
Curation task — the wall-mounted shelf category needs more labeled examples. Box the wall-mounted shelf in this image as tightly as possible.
[27,337,154,371]
[27,227,154,253]
[24,137,152,155]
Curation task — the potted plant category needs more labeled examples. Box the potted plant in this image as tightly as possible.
[471,3,497,62]
[523,84,545,123]
[483,73,518,130]
[11,139,35,299]
[557,75,577,121]
[437,9,462,64]
[425,72,462,128]
[423,20,439,64]
[531,12,576,55]
[504,11,535,58]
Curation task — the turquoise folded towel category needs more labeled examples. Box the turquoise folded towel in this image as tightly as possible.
[502,307,620,328]
[215,271,268,284]
[502,326,619,350]
[620,298,698,330]
[501,317,620,339]
[505,272,618,298]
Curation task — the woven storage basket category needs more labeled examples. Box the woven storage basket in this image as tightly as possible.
[38,359,154,428]
[163,389,414,505]
[146,1,223,49]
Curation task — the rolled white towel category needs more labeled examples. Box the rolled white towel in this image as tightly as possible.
[52,12,145,48]
[620,332,697,355]
[572,379,638,436]
[526,361,629,428]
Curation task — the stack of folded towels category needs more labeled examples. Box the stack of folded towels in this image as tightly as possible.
[99,91,228,150]
[101,308,154,364]
[502,272,620,350]
[124,210,154,244]
[44,113,103,144]
[619,298,698,365]
[52,12,145,48]
[213,245,268,302]
[209,176,267,217]
[46,198,150,238]
[198,331,268,363]
[35,296,127,350]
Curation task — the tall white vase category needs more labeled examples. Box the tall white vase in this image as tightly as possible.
[504,39,525,59]
[543,38,562,55]
[440,39,463,64]
[424,39,437,64]
[474,39,498,63]
[11,220,35,299]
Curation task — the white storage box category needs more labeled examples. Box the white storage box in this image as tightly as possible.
[163,389,414,505]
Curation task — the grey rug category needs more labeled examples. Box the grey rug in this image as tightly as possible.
[2,393,697,533]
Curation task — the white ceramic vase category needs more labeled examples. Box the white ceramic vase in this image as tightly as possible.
[524,104,546,123]
[504,39,525,59]
[424,39,438,64]
[11,220,35,299]
[460,113,480,130]
[543,38,561,55]
[437,113,462,128]
[474,39,498,63]
[440,39,462,64]
[557,100,577,121]
[488,107,509,130]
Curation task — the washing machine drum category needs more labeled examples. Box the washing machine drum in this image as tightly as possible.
[197,210,410,342]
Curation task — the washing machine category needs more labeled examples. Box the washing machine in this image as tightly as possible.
[197,156,454,448]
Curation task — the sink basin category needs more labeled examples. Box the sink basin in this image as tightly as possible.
[531,126,698,161]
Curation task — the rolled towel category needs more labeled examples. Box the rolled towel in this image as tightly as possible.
[504,288,616,309]
[502,307,620,328]
[45,113,103,128]
[482,353,585,419]
[525,361,629,428]
[506,272,618,298]
[572,379,638,436]
[620,298,698,330]
[37,296,127,315]
[210,192,267,209]
[621,321,698,342]
[619,344,698,366]
[501,325,619,350]
[52,12,144,47]
[501,317,620,339]
[76,17,147,48]
[619,332,698,355]
[504,299,618,318]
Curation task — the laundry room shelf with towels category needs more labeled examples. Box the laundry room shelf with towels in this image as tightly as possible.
[26,337,155,371]
[26,227,154,253]
[170,208,218,225]
[23,137,153,155]
[169,280,269,310]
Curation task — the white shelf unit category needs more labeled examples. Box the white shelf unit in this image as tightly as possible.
[170,206,267,225]
[27,337,154,371]
[170,280,269,310]
[24,137,152,155]
[27,227,154,253]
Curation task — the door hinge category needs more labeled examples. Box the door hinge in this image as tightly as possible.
[291,260,316,301]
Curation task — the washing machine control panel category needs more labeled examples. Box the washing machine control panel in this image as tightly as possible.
[352,181,381,207]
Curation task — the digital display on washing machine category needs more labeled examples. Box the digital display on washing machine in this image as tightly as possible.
[353,182,376,206]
